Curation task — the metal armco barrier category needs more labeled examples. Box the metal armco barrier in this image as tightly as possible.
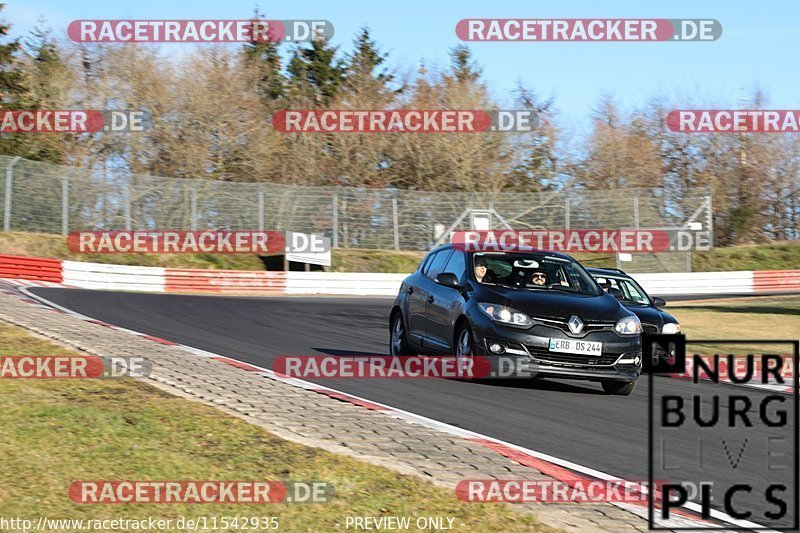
[1,254,800,297]
[753,270,800,292]
[164,269,288,294]
[632,271,754,296]
[285,272,408,296]
[63,261,165,292]
[0,254,62,283]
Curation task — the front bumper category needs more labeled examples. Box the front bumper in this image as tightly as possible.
[471,315,642,382]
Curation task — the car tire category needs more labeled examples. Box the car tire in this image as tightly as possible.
[455,322,479,380]
[390,312,413,357]
[601,379,637,396]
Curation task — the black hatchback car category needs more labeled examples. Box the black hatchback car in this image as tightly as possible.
[389,245,643,395]
[587,268,681,335]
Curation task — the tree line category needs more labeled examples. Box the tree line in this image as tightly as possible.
[0,5,797,245]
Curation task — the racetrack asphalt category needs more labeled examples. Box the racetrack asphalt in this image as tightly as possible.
[30,288,799,526]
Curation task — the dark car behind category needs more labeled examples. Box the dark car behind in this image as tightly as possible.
[587,267,681,335]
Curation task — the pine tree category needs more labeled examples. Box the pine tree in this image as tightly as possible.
[0,4,23,108]
[343,26,396,104]
[287,36,345,106]
[506,83,560,192]
[449,45,482,84]
[242,8,284,104]
[11,19,69,162]
[24,20,67,105]
[0,8,66,161]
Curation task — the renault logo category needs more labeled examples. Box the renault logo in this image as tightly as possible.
[568,315,584,334]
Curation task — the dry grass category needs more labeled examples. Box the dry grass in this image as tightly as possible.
[0,323,549,531]
[666,295,800,355]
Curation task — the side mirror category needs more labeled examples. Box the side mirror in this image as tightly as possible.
[652,297,667,307]
[435,272,462,289]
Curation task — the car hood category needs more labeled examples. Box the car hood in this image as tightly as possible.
[623,304,665,327]
[476,285,631,322]
[623,304,678,326]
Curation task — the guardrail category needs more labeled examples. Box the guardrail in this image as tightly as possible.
[165,269,287,294]
[0,254,62,283]
[285,272,407,296]
[1,254,799,298]
[632,271,754,296]
[63,261,165,292]
[753,270,800,293]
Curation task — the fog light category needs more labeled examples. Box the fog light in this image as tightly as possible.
[488,342,506,354]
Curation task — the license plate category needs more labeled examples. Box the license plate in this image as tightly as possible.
[548,338,602,356]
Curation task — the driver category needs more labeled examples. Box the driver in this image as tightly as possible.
[474,257,499,284]
[530,270,548,286]
[474,257,489,283]
[601,278,624,299]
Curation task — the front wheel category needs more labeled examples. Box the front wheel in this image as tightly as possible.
[455,323,475,359]
[454,323,480,380]
[601,379,637,396]
[390,312,413,356]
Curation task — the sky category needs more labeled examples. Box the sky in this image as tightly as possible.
[6,0,800,134]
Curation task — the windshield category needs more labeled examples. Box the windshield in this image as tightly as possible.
[471,252,602,296]
[594,275,652,306]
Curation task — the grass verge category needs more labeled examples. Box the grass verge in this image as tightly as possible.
[0,323,548,532]
[665,295,800,355]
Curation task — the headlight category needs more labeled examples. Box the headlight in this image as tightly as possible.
[662,322,682,334]
[478,303,534,327]
[615,315,642,335]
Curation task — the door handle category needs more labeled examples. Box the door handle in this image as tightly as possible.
[427,295,434,304]
[407,286,414,294]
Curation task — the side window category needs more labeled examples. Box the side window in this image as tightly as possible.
[443,250,466,282]
[425,249,453,279]
[620,279,649,304]
[419,252,434,274]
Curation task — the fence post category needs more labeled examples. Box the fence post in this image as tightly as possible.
[62,174,69,235]
[332,192,339,248]
[190,188,197,230]
[392,197,399,250]
[3,156,21,232]
[705,191,714,248]
[633,193,640,228]
[125,183,132,230]
[258,190,265,231]
[341,196,348,247]
[565,196,570,229]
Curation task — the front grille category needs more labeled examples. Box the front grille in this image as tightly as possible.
[525,346,620,367]
[642,323,659,334]
[533,316,615,337]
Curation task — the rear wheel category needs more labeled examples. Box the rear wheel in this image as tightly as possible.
[390,312,413,356]
[601,379,637,396]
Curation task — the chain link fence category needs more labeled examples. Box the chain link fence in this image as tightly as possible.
[0,155,713,272]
